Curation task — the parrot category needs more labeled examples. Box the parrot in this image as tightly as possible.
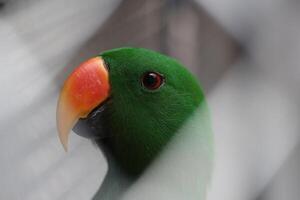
[56,47,213,200]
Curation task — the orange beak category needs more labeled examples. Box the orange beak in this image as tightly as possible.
[56,57,110,151]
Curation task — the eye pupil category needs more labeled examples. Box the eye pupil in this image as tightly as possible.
[142,72,164,90]
[144,73,157,86]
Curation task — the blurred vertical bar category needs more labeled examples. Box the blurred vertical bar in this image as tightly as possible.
[165,0,240,91]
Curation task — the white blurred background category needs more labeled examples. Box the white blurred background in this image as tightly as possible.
[0,0,299,199]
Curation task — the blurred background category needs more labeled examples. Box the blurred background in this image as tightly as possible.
[0,0,299,199]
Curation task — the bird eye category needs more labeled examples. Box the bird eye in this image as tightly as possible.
[141,71,164,90]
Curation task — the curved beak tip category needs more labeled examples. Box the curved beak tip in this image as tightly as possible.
[57,127,69,152]
[60,137,69,152]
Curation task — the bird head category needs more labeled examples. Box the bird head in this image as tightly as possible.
[57,47,205,175]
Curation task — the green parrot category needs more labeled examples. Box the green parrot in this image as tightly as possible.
[57,47,213,200]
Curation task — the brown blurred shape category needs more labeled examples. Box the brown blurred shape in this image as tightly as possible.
[66,0,240,91]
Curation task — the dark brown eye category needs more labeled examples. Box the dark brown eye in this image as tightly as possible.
[141,71,164,90]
